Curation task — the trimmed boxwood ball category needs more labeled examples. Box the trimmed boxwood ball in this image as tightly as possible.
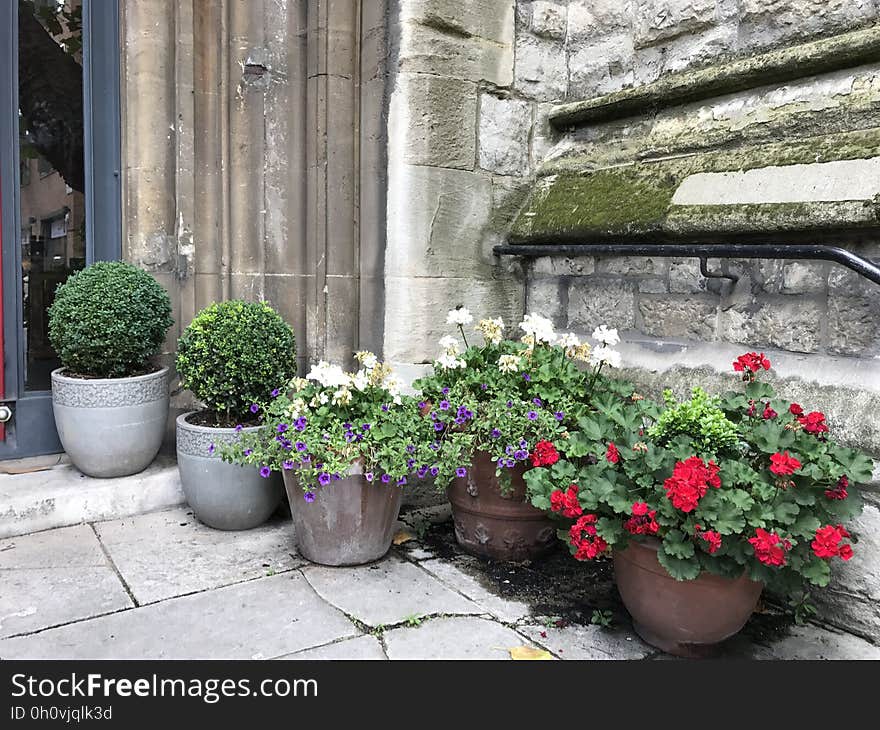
[176,300,297,423]
[48,261,174,378]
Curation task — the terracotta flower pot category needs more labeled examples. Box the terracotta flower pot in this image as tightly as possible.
[447,449,555,562]
[614,538,763,657]
[283,467,402,566]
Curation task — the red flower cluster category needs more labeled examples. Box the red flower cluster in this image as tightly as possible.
[531,440,559,467]
[762,403,777,420]
[797,411,829,435]
[789,403,803,416]
[769,451,802,476]
[623,502,658,536]
[694,524,722,554]
[569,514,608,560]
[748,528,792,567]
[811,524,853,561]
[605,442,620,464]
[663,456,721,513]
[825,475,849,501]
[550,485,582,518]
[733,352,771,380]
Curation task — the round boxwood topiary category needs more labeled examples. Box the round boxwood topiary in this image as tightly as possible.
[48,261,174,378]
[176,300,297,424]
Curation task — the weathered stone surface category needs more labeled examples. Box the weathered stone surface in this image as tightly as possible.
[567,0,631,40]
[0,573,358,659]
[527,278,566,326]
[638,297,718,340]
[599,256,663,276]
[532,256,596,277]
[568,33,635,98]
[634,0,719,48]
[531,102,558,168]
[781,261,827,294]
[530,1,567,39]
[515,33,568,101]
[0,525,132,638]
[93,507,301,605]
[749,623,880,660]
[519,622,653,659]
[399,26,514,87]
[397,74,477,170]
[638,277,669,293]
[812,504,880,639]
[568,278,637,331]
[479,94,532,175]
[384,616,533,659]
[402,0,515,45]
[669,259,708,293]
[827,296,880,356]
[278,635,386,660]
[739,0,879,47]
[419,559,533,622]
[718,298,823,353]
[301,556,482,627]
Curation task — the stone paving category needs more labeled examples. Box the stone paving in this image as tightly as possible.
[1,505,879,660]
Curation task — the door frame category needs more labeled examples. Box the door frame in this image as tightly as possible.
[0,0,122,459]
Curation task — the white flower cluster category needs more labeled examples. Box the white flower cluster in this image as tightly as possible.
[436,333,466,371]
[306,361,350,388]
[498,353,521,374]
[475,317,504,346]
[589,325,622,368]
[519,313,556,346]
[446,307,473,326]
[305,352,402,404]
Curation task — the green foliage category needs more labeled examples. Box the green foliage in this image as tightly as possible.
[590,609,613,628]
[176,300,296,421]
[48,261,173,378]
[648,387,740,454]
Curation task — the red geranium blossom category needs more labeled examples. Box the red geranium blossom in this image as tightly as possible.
[825,475,849,501]
[695,525,722,554]
[798,411,829,435]
[789,403,804,416]
[623,501,659,536]
[605,442,620,464]
[762,403,777,420]
[531,440,559,467]
[569,514,608,560]
[550,485,582,518]
[769,451,802,476]
[811,524,853,561]
[748,528,792,567]
[733,352,771,380]
[663,456,721,513]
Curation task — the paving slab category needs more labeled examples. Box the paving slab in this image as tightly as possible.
[384,616,538,660]
[518,622,654,660]
[302,556,483,627]
[0,573,359,659]
[0,525,132,638]
[748,625,880,660]
[279,635,387,660]
[94,507,301,604]
[419,559,532,623]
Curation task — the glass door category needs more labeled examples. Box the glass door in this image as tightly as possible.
[0,0,120,459]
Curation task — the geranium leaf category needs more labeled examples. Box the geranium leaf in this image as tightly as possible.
[774,502,800,525]
[657,548,701,581]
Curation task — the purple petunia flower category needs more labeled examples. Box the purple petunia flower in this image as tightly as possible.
[418,401,427,409]
[244,448,253,457]
[250,404,260,414]
[434,422,445,432]
[526,411,538,420]
[381,474,391,484]
[362,423,371,431]
[491,428,502,438]
[294,417,308,431]
[555,411,564,421]
[277,423,288,433]
[282,460,295,470]
[259,466,271,478]
[441,387,450,395]
[417,465,429,478]
[429,442,440,451]
[520,439,528,449]
[429,467,439,477]
[381,404,390,412]
[406,444,416,454]
[295,441,306,451]
[397,477,407,486]
[506,458,516,468]
[271,388,280,397]
[318,472,331,487]
[439,400,450,410]
[207,443,215,455]
[456,467,467,478]
[533,398,542,406]
[304,492,316,503]
[481,383,488,390]
[406,458,415,469]
[522,373,531,382]
[365,472,374,482]
[514,449,528,460]
[235,424,243,432]
[506,400,513,408]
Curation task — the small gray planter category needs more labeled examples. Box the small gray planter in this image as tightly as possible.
[176,412,282,530]
[284,466,403,566]
[51,367,169,478]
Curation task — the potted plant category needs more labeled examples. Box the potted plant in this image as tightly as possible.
[222,352,438,565]
[526,352,871,656]
[413,308,630,561]
[48,261,174,477]
[175,300,296,530]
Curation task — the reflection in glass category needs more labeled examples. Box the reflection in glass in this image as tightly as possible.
[18,0,85,390]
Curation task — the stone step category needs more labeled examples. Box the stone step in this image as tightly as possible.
[0,456,184,539]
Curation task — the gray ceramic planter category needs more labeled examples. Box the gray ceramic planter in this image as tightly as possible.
[176,412,282,530]
[51,366,169,478]
[284,466,403,566]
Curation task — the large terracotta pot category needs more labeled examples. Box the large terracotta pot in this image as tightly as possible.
[283,466,402,566]
[614,538,763,657]
[447,449,555,562]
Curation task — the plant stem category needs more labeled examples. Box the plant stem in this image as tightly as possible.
[458,324,469,350]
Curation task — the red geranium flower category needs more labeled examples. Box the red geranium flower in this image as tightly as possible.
[531,440,559,467]
[623,501,659,536]
[550,485,582,518]
[789,403,804,416]
[762,403,777,420]
[825,475,848,501]
[769,451,802,476]
[694,525,722,554]
[605,442,620,464]
[811,524,853,561]
[798,411,829,435]
[663,456,721,513]
[569,514,608,560]
[749,528,791,567]
[733,352,771,380]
